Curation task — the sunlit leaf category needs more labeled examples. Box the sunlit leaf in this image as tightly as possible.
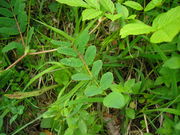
[163,56,180,69]
[144,0,162,12]
[56,0,88,8]
[82,9,102,21]
[100,0,115,14]
[150,6,180,43]
[123,1,143,11]
[120,22,155,38]
[85,0,100,9]
[103,92,125,109]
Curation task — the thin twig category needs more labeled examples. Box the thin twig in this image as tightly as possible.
[0,49,58,72]
[144,114,149,133]
[28,48,57,55]
[89,17,106,34]
[3,53,27,71]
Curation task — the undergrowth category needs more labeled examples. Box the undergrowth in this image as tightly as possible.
[0,0,180,135]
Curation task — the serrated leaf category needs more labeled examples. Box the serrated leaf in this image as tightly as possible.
[85,0,100,9]
[84,46,96,65]
[120,22,155,38]
[123,1,143,11]
[56,0,88,8]
[91,60,103,77]
[150,6,180,43]
[84,85,102,96]
[71,73,91,81]
[144,0,162,12]
[163,56,180,69]
[0,8,13,17]
[103,92,125,109]
[105,13,122,21]
[57,47,77,57]
[74,30,90,54]
[82,9,102,21]
[60,58,83,67]
[100,72,113,90]
[100,0,115,14]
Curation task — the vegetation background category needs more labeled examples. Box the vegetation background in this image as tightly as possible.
[0,0,180,135]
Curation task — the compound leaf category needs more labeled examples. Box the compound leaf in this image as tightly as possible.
[60,58,83,67]
[71,73,91,81]
[100,72,113,90]
[84,46,96,65]
[103,92,125,109]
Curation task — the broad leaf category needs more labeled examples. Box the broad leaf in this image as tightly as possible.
[100,0,115,14]
[57,47,77,57]
[120,22,155,38]
[91,60,103,77]
[150,6,180,43]
[56,0,88,8]
[84,46,96,65]
[116,3,129,19]
[123,1,143,11]
[74,30,90,54]
[84,85,102,96]
[60,58,83,67]
[144,0,162,12]
[71,73,91,81]
[105,13,122,21]
[103,92,125,109]
[85,0,100,9]
[100,72,113,90]
[163,56,180,69]
[82,9,102,21]
[78,119,87,134]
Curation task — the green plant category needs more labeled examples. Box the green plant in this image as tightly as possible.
[0,0,180,134]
